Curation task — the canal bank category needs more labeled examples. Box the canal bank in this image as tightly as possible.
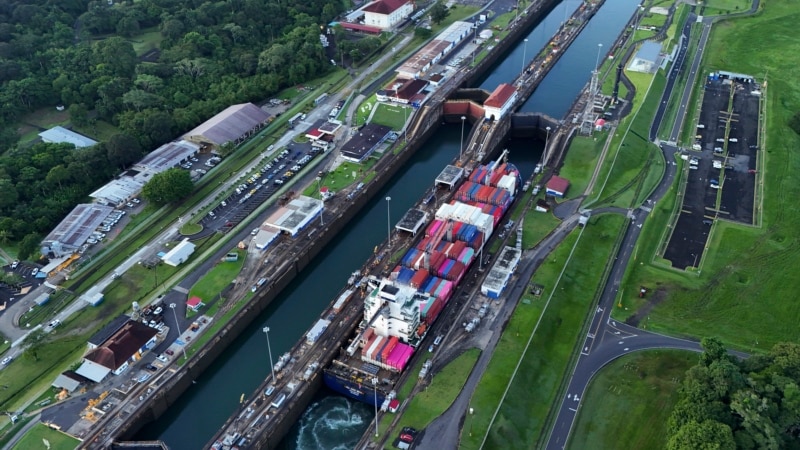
[130,0,643,447]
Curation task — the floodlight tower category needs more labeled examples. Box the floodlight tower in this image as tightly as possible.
[581,43,603,135]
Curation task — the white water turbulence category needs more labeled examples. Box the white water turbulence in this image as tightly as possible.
[284,396,373,450]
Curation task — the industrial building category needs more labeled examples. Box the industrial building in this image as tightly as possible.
[253,226,280,250]
[264,196,324,237]
[183,103,271,148]
[76,320,158,381]
[41,204,115,257]
[161,239,196,266]
[340,123,393,163]
[627,40,663,74]
[481,246,521,298]
[91,140,199,205]
[39,126,98,148]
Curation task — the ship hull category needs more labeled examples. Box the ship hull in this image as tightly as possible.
[323,371,387,406]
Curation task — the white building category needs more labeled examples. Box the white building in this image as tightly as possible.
[161,238,196,266]
[483,83,518,120]
[264,196,323,237]
[39,126,98,148]
[363,0,414,29]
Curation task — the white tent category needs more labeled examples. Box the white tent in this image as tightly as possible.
[161,239,196,266]
[75,360,111,383]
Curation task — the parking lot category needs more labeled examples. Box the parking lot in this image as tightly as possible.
[663,74,761,269]
[199,140,325,233]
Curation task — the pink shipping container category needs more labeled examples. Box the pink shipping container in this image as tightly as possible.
[386,343,414,371]
[426,220,443,237]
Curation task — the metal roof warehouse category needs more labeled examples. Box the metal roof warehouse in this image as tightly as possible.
[340,123,393,163]
[265,196,323,236]
[41,204,115,257]
[136,140,200,173]
[183,103,271,147]
[38,126,98,148]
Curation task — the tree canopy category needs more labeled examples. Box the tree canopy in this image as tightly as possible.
[142,168,193,205]
[667,338,800,450]
[430,1,451,25]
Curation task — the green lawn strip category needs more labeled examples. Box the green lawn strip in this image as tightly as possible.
[521,208,561,249]
[701,0,753,16]
[559,132,607,199]
[355,94,378,126]
[10,422,80,450]
[0,331,91,412]
[461,214,626,449]
[393,349,481,432]
[24,386,60,413]
[566,350,696,450]
[371,103,412,131]
[0,416,33,449]
[179,223,203,235]
[187,249,246,313]
[615,0,800,351]
[591,73,666,208]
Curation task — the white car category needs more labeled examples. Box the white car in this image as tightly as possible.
[1,357,12,365]
[156,354,169,363]
[153,306,163,315]
[251,228,259,235]
[31,268,39,276]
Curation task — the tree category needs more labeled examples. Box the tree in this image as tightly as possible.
[106,133,142,169]
[217,141,237,157]
[414,27,432,39]
[0,179,19,210]
[142,168,194,205]
[430,1,450,25]
[68,103,90,128]
[17,232,41,261]
[668,420,735,450]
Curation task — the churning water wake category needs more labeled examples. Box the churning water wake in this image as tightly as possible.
[280,394,374,450]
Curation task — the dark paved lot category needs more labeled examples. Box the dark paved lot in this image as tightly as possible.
[664,76,761,269]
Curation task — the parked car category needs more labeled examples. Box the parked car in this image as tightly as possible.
[145,364,158,372]
[165,349,174,356]
[1,357,12,365]
[31,268,39,276]
[10,261,18,269]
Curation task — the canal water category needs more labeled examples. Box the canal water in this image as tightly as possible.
[136,0,642,447]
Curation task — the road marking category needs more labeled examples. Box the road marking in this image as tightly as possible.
[569,408,578,412]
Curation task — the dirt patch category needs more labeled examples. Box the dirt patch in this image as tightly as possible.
[625,287,668,326]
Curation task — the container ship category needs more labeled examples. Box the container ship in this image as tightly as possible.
[323,150,520,407]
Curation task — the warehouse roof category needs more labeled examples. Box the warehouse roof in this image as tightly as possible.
[136,140,199,173]
[183,103,271,146]
[85,321,157,371]
[340,123,393,162]
[43,204,115,249]
[266,196,323,236]
[39,126,97,148]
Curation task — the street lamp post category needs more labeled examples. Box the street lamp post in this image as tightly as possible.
[460,116,467,160]
[263,326,276,385]
[595,43,603,72]
[544,126,551,165]
[169,303,187,360]
[469,407,475,436]
[522,38,529,74]
[372,377,379,437]
[385,196,392,243]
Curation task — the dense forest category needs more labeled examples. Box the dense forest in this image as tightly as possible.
[0,0,346,258]
[666,338,800,450]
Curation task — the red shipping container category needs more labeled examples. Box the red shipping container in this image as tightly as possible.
[424,298,444,324]
[410,269,429,288]
[450,261,466,282]
[382,336,398,360]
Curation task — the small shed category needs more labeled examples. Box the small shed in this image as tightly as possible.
[594,118,606,131]
[161,239,196,267]
[187,296,204,312]
[546,176,570,198]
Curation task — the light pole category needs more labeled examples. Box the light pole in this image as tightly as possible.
[594,43,603,72]
[372,377,379,437]
[403,106,408,143]
[263,326,276,385]
[169,303,187,360]
[522,38,529,74]
[544,126,551,165]
[460,116,467,160]
[385,196,392,243]
[469,407,475,436]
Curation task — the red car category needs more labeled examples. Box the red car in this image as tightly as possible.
[165,349,175,356]
[400,433,413,443]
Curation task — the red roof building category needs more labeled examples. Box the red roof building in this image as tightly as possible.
[187,296,204,311]
[483,84,518,120]
[546,175,570,198]
[340,22,383,35]
[363,0,414,29]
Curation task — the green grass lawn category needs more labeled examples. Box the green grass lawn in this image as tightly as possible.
[559,132,608,199]
[128,27,163,56]
[355,94,378,126]
[614,0,800,351]
[10,423,80,450]
[462,213,627,449]
[188,249,246,309]
[370,103,411,131]
[179,223,203,235]
[521,208,561,249]
[701,0,753,15]
[567,350,696,450]
[393,348,481,432]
